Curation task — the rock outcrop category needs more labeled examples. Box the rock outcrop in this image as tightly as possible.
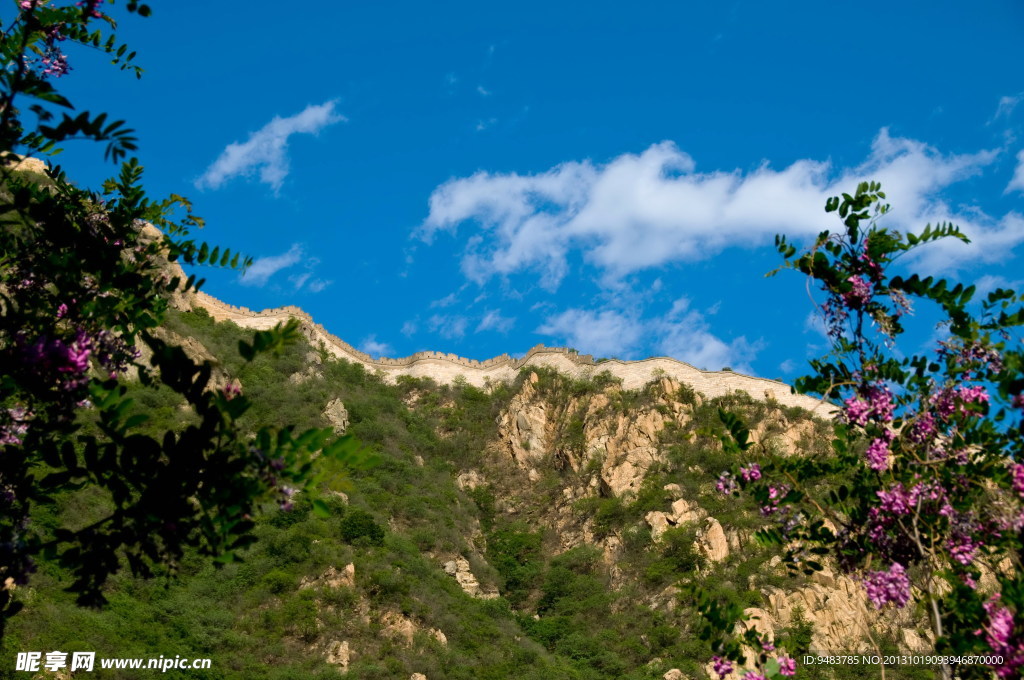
[443,556,498,599]
[323,398,350,435]
[324,639,350,671]
[300,563,355,590]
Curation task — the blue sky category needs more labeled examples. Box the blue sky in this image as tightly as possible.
[46,1,1024,380]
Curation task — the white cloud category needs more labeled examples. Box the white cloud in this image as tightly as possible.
[651,298,763,372]
[239,243,330,292]
[428,314,468,339]
[240,244,304,286]
[804,310,827,339]
[974,274,1024,300]
[477,85,491,97]
[1006,149,1024,194]
[289,272,312,290]
[401,320,418,337]
[536,308,644,358]
[779,359,797,374]
[359,335,393,358]
[431,292,459,308]
[419,129,1012,289]
[535,297,761,371]
[994,93,1023,120]
[306,278,332,293]
[197,100,344,192]
[476,309,515,333]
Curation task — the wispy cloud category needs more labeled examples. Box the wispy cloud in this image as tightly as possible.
[476,85,491,97]
[475,117,498,132]
[239,243,331,292]
[307,278,332,293]
[994,93,1023,121]
[535,297,760,371]
[419,129,1014,289]
[1007,149,1024,194]
[359,335,393,358]
[974,274,1024,299]
[476,309,515,333]
[428,314,468,339]
[536,308,643,358]
[651,298,763,372]
[430,292,459,308]
[240,244,304,286]
[197,100,344,192]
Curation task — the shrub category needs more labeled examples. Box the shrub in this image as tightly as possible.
[340,509,385,546]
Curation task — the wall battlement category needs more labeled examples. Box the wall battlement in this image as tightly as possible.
[193,291,835,416]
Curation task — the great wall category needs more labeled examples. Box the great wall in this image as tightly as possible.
[191,291,835,415]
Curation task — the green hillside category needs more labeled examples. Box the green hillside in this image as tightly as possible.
[0,306,932,680]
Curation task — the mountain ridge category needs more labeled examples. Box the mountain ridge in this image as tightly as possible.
[190,290,834,416]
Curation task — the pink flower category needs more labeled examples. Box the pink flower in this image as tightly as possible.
[863,562,911,608]
[740,464,761,483]
[712,656,733,679]
[865,436,891,471]
[778,656,797,676]
[908,412,936,443]
[1011,463,1024,499]
[859,252,884,281]
[843,275,873,308]
[947,532,980,566]
[222,381,242,400]
[716,472,738,495]
[956,385,989,406]
[843,397,871,426]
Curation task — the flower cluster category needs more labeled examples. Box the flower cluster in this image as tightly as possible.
[711,656,733,679]
[76,0,103,18]
[863,562,911,609]
[716,472,738,495]
[19,330,93,392]
[842,383,894,427]
[937,339,1004,378]
[980,595,1024,678]
[739,464,761,483]
[1012,463,1024,499]
[0,407,31,447]
[759,484,789,516]
[930,384,990,421]
[906,411,936,444]
[843,275,873,308]
[864,430,894,471]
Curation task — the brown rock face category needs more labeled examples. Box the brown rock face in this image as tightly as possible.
[495,376,549,466]
[496,376,693,497]
[646,496,707,539]
[695,517,730,563]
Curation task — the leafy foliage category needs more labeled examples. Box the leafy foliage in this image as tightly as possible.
[0,1,365,635]
[702,182,1024,679]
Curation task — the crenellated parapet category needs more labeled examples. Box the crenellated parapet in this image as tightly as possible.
[191,291,835,416]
